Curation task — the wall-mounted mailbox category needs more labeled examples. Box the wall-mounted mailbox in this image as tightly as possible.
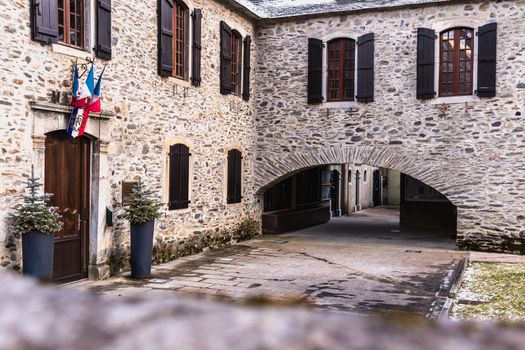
[106,206,113,227]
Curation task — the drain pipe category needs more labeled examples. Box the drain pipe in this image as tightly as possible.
[355,169,361,211]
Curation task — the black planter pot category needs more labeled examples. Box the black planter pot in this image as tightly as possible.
[130,220,155,279]
[22,231,54,281]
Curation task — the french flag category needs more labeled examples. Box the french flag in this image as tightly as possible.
[88,66,105,113]
[67,65,94,138]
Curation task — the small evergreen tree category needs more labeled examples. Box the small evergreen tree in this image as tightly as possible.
[123,180,162,224]
[11,170,63,236]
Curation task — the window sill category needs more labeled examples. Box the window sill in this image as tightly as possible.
[431,95,480,105]
[226,202,243,207]
[165,207,191,215]
[322,101,359,109]
[52,44,93,59]
[165,76,192,88]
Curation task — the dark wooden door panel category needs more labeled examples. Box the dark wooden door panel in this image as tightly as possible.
[45,131,90,282]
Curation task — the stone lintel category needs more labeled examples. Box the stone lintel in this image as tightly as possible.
[29,101,117,120]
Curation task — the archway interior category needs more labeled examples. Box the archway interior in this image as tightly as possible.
[262,164,457,245]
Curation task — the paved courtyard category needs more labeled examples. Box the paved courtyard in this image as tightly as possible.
[66,207,467,319]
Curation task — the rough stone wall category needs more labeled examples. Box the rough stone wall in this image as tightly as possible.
[254,1,525,253]
[0,0,259,273]
[346,164,377,212]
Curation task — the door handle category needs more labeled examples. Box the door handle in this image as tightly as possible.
[78,215,81,231]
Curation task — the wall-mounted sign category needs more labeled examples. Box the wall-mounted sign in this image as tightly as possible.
[122,181,138,206]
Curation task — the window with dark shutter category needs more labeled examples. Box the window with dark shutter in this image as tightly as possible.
[327,38,355,102]
[356,33,374,102]
[227,149,242,204]
[31,0,58,44]
[96,0,112,60]
[169,144,190,210]
[242,36,251,101]
[158,0,189,79]
[439,27,474,97]
[416,28,435,99]
[220,21,232,94]
[307,38,323,104]
[477,23,497,97]
[191,9,202,86]
[158,0,173,77]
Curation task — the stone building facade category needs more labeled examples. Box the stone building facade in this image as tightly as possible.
[0,0,524,280]
[253,1,525,253]
[0,0,260,278]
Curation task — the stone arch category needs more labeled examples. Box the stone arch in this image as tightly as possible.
[255,145,464,207]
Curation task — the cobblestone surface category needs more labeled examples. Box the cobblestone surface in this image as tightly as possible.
[66,207,467,318]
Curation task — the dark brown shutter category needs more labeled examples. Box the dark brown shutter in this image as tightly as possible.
[477,22,497,97]
[227,149,242,204]
[242,36,251,101]
[96,0,112,60]
[191,9,202,86]
[169,144,190,210]
[416,28,435,99]
[356,33,374,103]
[30,0,58,44]
[234,151,242,203]
[307,38,323,104]
[220,21,232,94]
[158,0,173,77]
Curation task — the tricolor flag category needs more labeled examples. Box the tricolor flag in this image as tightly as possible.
[68,65,95,138]
[78,65,95,102]
[88,66,105,113]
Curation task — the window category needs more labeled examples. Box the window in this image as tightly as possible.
[296,168,321,206]
[363,170,367,182]
[404,175,447,202]
[172,1,188,79]
[327,38,355,101]
[231,31,242,95]
[58,0,84,48]
[264,177,293,212]
[348,170,352,183]
[227,149,242,204]
[169,144,190,210]
[439,28,474,97]
[220,22,249,97]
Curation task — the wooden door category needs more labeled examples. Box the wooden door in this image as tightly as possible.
[45,131,90,282]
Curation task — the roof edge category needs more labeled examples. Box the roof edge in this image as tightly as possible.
[259,0,453,23]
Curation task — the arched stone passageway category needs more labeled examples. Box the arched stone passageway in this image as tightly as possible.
[255,145,467,206]
[254,145,523,253]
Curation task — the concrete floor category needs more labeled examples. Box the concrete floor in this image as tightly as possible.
[65,206,467,319]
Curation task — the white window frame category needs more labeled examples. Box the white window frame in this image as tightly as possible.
[430,19,482,105]
[320,31,360,108]
[52,0,94,58]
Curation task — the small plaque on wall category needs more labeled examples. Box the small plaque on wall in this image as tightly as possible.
[122,182,138,206]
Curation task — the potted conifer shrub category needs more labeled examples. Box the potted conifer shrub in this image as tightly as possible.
[11,172,62,281]
[123,180,161,279]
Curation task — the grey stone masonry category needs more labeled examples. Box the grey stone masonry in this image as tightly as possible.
[254,1,525,253]
[0,0,259,275]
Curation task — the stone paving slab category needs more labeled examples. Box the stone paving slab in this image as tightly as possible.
[65,207,468,319]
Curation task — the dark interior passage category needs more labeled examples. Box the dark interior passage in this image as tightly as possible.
[262,165,457,240]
